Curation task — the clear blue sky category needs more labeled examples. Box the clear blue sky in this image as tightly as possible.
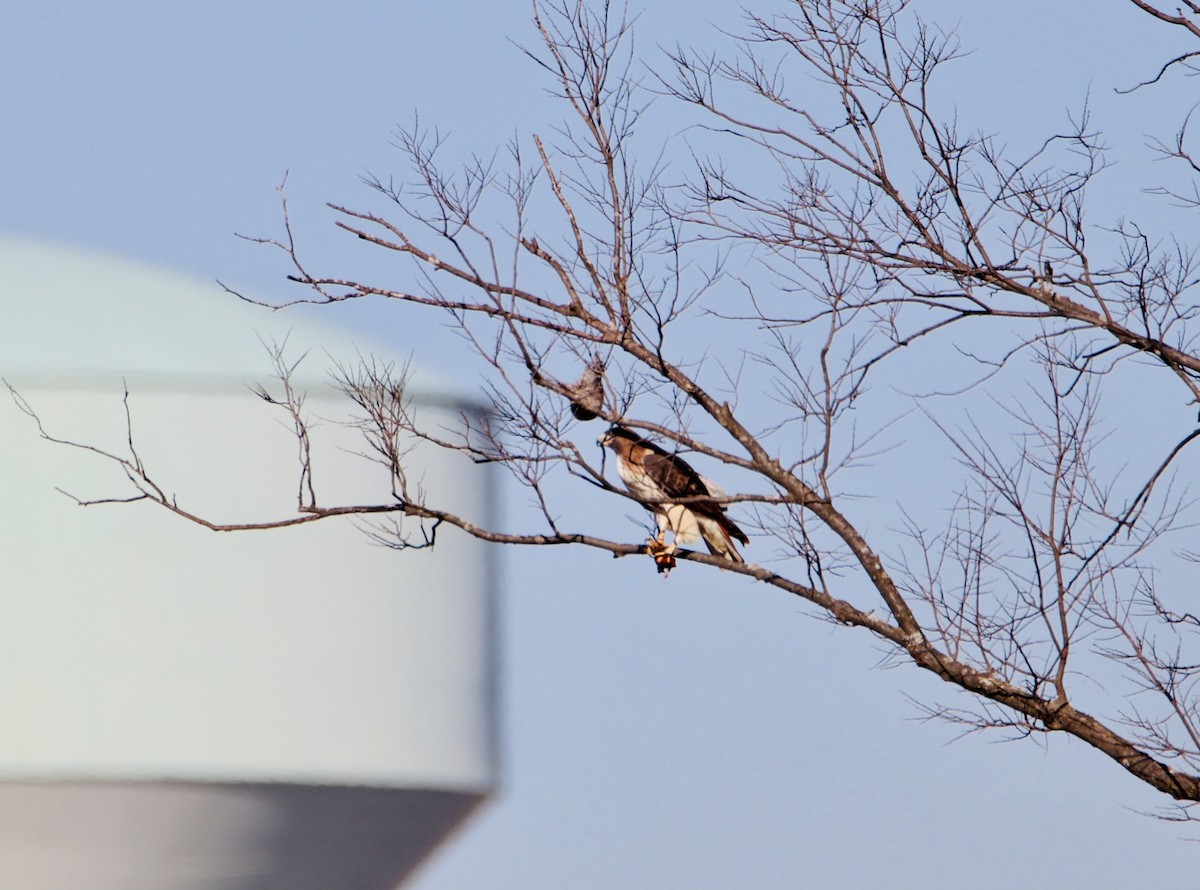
[4,1,1198,887]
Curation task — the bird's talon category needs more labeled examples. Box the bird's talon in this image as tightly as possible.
[646,536,672,557]
[644,536,677,574]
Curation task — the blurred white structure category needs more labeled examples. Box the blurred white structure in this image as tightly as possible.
[0,239,498,889]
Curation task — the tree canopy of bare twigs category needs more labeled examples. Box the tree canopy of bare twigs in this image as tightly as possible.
[17,0,1200,814]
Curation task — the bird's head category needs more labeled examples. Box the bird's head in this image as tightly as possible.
[598,425,636,450]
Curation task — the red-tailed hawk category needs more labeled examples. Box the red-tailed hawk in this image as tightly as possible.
[600,425,748,571]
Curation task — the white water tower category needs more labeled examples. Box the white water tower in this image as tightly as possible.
[0,238,498,889]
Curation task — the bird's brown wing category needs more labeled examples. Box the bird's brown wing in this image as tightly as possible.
[639,447,747,545]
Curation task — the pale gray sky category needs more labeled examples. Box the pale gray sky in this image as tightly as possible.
[3,2,1198,887]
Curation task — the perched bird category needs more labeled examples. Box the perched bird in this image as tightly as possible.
[599,425,748,571]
